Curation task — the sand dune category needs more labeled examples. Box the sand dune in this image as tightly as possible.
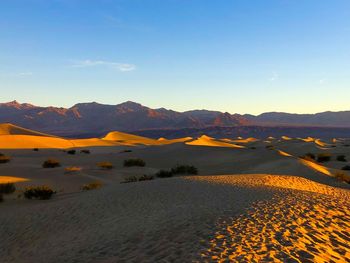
[281,135,292,140]
[186,135,245,148]
[0,123,55,137]
[0,176,28,184]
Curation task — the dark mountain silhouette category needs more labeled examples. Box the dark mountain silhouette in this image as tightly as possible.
[1,100,349,137]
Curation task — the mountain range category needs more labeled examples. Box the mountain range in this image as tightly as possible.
[1,100,350,137]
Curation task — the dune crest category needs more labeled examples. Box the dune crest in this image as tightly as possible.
[186,135,245,148]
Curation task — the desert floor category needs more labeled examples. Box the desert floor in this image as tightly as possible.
[1,136,350,262]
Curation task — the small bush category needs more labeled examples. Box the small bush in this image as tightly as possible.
[0,183,16,194]
[336,155,347,162]
[67,150,76,155]
[265,145,274,150]
[65,166,82,173]
[123,158,146,167]
[342,165,350,171]
[80,149,90,154]
[250,147,256,149]
[0,155,11,164]
[138,174,154,181]
[24,186,56,200]
[334,172,350,184]
[0,194,3,202]
[97,162,113,170]
[317,153,331,163]
[42,159,61,168]
[156,170,174,178]
[33,148,39,152]
[171,164,198,175]
[122,176,138,183]
[82,181,102,191]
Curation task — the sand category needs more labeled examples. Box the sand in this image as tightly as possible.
[1,124,350,262]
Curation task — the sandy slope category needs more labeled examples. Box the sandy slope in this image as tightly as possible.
[0,174,349,263]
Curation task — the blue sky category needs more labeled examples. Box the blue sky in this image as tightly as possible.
[0,0,349,114]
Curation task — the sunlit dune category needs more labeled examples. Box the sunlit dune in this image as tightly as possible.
[0,123,55,137]
[281,135,292,140]
[102,131,160,145]
[277,149,292,157]
[186,135,245,148]
[0,135,75,149]
[191,175,350,262]
[231,137,258,143]
[299,136,315,142]
[157,137,193,144]
[0,176,29,183]
[315,138,329,147]
[299,158,332,176]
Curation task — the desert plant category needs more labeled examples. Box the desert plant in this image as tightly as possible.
[156,170,174,178]
[24,186,56,200]
[65,166,82,173]
[0,183,16,194]
[123,158,146,167]
[67,150,76,155]
[42,159,61,168]
[122,176,138,183]
[265,145,274,150]
[82,181,102,191]
[342,165,350,171]
[33,148,39,151]
[80,149,90,154]
[0,194,3,202]
[336,155,347,162]
[138,174,154,181]
[171,164,198,175]
[0,154,11,164]
[97,162,113,170]
[317,153,331,163]
[334,172,350,184]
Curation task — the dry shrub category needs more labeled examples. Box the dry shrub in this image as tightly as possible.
[0,183,16,194]
[0,154,11,164]
[42,159,61,168]
[65,166,82,173]
[82,181,102,191]
[123,158,146,167]
[97,162,113,170]
[24,186,56,200]
[317,153,331,163]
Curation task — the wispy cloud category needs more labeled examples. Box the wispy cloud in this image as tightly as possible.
[71,59,136,72]
[269,71,279,81]
[18,72,33,76]
[0,71,33,78]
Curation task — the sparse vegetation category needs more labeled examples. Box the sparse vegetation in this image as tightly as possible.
[67,150,76,155]
[65,166,82,173]
[0,194,3,203]
[0,183,16,194]
[82,181,102,190]
[122,176,138,183]
[80,149,90,154]
[171,164,198,175]
[342,165,350,171]
[24,186,56,200]
[336,155,347,162]
[97,162,113,170]
[138,174,154,181]
[42,158,61,168]
[250,147,256,149]
[123,158,146,167]
[317,153,331,163]
[33,148,39,151]
[334,171,350,184]
[265,145,274,150]
[156,170,174,178]
[0,154,11,164]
